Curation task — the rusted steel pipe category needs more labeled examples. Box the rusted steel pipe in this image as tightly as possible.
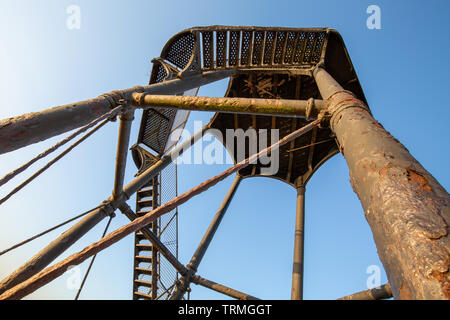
[0,97,113,155]
[291,181,306,300]
[0,204,114,295]
[191,275,260,300]
[0,70,234,155]
[314,67,450,300]
[132,94,325,118]
[118,202,188,276]
[337,283,392,300]
[170,175,242,300]
[112,108,135,200]
[0,120,320,300]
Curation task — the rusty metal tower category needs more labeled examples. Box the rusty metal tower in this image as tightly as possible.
[0,26,448,300]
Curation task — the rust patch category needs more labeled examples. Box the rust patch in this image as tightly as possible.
[430,270,450,299]
[361,131,368,135]
[444,282,450,300]
[406,168,432,193]
[430,270,444,281]
[399,280,413,300]
[10,129,27,141]
[378,162,395,176]
[372,121,384,129]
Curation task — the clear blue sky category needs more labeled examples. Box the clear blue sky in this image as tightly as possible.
[0,0,449,300]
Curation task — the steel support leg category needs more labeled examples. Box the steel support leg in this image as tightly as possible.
[314,67,450,299]
[112,108,135,200]
[0,121,320,300]
[170,175,242,300]
[291,180,305,300]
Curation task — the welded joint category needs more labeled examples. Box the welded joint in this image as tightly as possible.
[327,95,370,132]
[172,268,196,299]
[99,91,128,114]
[99,200,116,218]
[315,89,370,131]
[118,103,135,121]
[305,98,320,120]
[152,57,180,80]
[315,61,325,70]
[317,109,331,129]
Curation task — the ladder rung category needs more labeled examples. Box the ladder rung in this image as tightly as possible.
[137,189,153,198]
[143,179,158,188]
[135,244,153,251]
[137,200,153,209]
[134,279,152,288]
[135,255,152,263]
[135,267,152,275]
[136,231,154,238]
[134,291,152,299]
[136,210,151,216]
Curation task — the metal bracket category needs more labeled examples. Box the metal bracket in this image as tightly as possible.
[177,31,202,79]
[151,57,180,80]
[100,200,116,218]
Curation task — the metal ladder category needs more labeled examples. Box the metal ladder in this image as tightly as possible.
[132,176,159,300]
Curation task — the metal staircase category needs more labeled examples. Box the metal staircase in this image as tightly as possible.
[132,176,159,300]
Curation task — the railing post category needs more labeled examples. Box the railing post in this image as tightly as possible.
[291,178,306,300]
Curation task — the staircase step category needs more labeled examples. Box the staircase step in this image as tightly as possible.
[135,244,153,251]
[137,199,153,210]
[135,267,152,275]
[134,291,152,299]
[135,255,152,263]
[136,231,155,238]
[138,189,153,198]
[143,179,158,188]
[136,210,152,216]
[134,279,152,288]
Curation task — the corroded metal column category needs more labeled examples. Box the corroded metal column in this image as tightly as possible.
[291,179,306,300]
[170,175,242,300]
[314,67,449,300]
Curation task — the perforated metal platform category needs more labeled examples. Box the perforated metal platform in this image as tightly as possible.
[136,26,367,185]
